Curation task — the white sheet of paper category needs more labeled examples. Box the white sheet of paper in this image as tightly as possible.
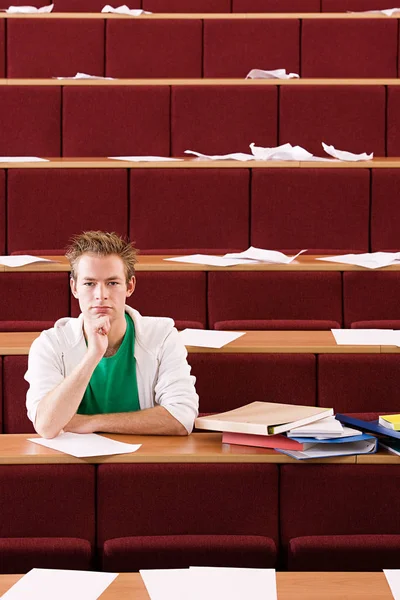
[0,255,56,267]
[384,570,400,599]
[6,3,53,12]
[288,416,344,436]
[164,254,253,267]
[189,567,277,600]
[349,8,400,15]
[108,156,183,162]
[28,432,141,458]
[316,252,400,269]
[246,68,299,80]
[184,150,255,161]
[56,72,115,80]
[0,157,48,162]
[101,4,151,14]
[140,570,190,600]
[279,439,376,460]
[179,329,245,349]
[250,142,313,161]
[331,329,399,346]
[322,142,373,161]
[224,247,307,264]
[0,568,118,600]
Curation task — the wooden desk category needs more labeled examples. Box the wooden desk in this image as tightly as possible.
[0,572,394,599]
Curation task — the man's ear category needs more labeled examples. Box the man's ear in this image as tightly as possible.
[70,276,78,298]
[126,276,136,297]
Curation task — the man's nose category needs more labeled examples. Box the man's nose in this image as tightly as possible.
[96,283,108,300]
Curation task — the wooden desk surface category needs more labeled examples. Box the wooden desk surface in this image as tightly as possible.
[0,572,394,599]
[0,330,388,355]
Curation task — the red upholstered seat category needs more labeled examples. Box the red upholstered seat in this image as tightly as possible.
[203,19,299,78]
[0,169,5,254]
[55,0,129,9]
[386,87,400,155]
[281,465,400,571]
[214,320,341,330]
[0,274,69,322]
[144,0,230,10]
[171,86,277,155]
[106,19,202,78]
[0,465,95,573]
[0,321,55,332]
[371,169,400,251]
[318,354,400,413]
[352,320,400,329]
[322,0,399,10]
[279,86,385,157]
[0,87,61,156]
[7,169,128,253]
[208,272,342,329]
[130,169,249,253]
[251,169,369,253]
[98,463,278,571]
[302,20,397,78]
[0,358,2,433]
[3,356,33,434]
[233,0,320,9]
[188,353,316,413]
[343,272,400,328]
[62,86,170,157]
[7,19,105,78]
[0,21,4,78]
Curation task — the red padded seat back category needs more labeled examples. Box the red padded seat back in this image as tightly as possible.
[322,0,398,9]
[343,272,400,327]
[0,358,2,433]
[233,0,320,10]
[144,0,229,9]
[0,273,69,321]
[54,0,131,8]
[0,169,5,254]
[0,21,4,77]
[3,356,33,434]
[384,87,400,156]
[371,169,400,251]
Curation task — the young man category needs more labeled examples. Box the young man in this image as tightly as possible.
[25,231,199,439]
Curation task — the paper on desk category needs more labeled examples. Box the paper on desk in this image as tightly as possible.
[55,72,115,80]
[224,247,307,264]
[0,568,118,600]
[109,156,183,162]
[348,7,400,15]
[28,432,141,458]
[0,255,56,267]
[184,150,255,161]
[250,142,313,161]
[140,569,190,600]
[317,252,400,269]
[0,157,48,162]
[164,254,253,267]
[101,4,152,14]
[246,68,299,80]
[331,329,400,346]
[189,567,277,600]
[384,570,400,599]
[322,142,373,161]
[179,329,245,349]
[288,416,344,436]
[6,3,53,12]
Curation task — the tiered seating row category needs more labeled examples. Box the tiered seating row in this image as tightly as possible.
[0,460,399,574]
[0,17,399,78]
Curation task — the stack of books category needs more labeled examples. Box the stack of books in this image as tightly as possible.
[195,402,377,460]
[336,413,400,457]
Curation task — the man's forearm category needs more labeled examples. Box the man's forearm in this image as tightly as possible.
[35,353,100,439]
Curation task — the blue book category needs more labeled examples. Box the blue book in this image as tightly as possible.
[290,433,373,447]
[336,414,400,440]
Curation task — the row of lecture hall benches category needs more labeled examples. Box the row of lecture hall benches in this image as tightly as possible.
[1,16,400,78]
[2,83,400,156]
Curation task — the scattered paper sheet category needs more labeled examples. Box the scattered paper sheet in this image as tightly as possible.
[288,416,344,436]
[164,254,254,267]
[246,68,299,80]
[102,4,151,14]
[189,567,277,600]
[348,8,400,15]
[28,432,141,458]
[0,255,56,267]
[0,157,48,162]
[385,570,400,599]
[141,570,190,600]
[331,329,400,346]
[322,142,373,162]
[55,72,115,80]
[224,247,307,264]
[179,329,245,349]
[317,252,400,269]
[0,569,118,600]
[109,156,183,162]
[6,3,53,12]
[250,142,313,161]
[184,150,254,161]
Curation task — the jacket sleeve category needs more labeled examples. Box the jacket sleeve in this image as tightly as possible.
[25,331,65,425]
[153,326,199,434]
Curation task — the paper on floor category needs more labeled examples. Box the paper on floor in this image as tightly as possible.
[179,329,245,349]
[164,254,253,267]
[322,142,373,161]
[224,247,307,264]
[384,570,400,599]
[0,157,48,162]
[0,568,118,600]
[141,570,190,600]
[317,252,400,269]
[250,142,313,161]
[246,68,299,80]
[331,329,399,346]
[28,432,141,458]
[109,156,183,162]
[189,567,277,600]
[102,4,152,14]
[184,150,254,161]
[0,255,56,267]
[348,7,400,15]
[6,3,53,12]
[55,72,115,80]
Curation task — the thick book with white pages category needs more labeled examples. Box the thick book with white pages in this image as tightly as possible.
[195,402,333,436]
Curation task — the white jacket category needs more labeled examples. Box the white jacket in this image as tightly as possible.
[25,306,199,433]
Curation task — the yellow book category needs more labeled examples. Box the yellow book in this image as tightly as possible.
[378,414,400,431]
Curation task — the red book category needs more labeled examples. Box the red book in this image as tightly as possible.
[222,431,303,450]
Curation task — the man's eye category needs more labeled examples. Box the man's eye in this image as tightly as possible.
[108,282,119,286]
[84,282,94,286]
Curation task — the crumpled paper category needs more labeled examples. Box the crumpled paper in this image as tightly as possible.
[6,3,53,12]
[322,142,373,161]
[55,72,115,80]
[184,150,254,161]
[246,68,299,80]
[250,142,313,161]
[101,4,151,14]
[348,7,400,15]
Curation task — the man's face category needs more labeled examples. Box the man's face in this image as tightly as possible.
[70,253,135,323]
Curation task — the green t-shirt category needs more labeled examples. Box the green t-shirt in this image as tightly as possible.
[78,313,140,415]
